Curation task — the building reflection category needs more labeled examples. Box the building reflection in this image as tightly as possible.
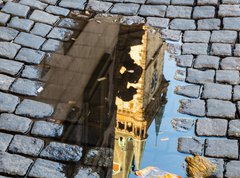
[113,26,168,177]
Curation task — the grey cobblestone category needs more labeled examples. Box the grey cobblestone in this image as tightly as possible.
[161,29,181,41]
[0,12,10,25]
[146,0,170,4]
[225,161,240,177]
[223,17,240,30]
[110,3,139,15]
[40,142,82,162]
[194,55,220,69]
[46,5,70,16]
[120,16,145,25]
[186,68,215,84]
[205,139,239,159]
[198,19,220,30]
[40,0,58,5]
[42,39,63,52]
[59,0,86,10]
[182,43,208,55]
[0,152,33,176]
[0,113,32,133]
[216,70,240,85]
[221,57,240,70]
[58,18,83,30]
[30,10,60,25]
[169,19,196,30]
[9,135,44,156]
[228,120,240,138]
[29,158,67,178]
[2,2,30,18]
[146,17,169,28]
[0,27,18,41]
[8,17,34,32]
[15,48,45,64]
[21,65,44,80]
[14,32,46,50]
[0,92,20,113]
[166,6,192,19]
[193,6,215,19]
[202,83,232,100]
[219,5,240,17]
[175,85,200,98]
[139,5,167,17]
[0,42,21,59]
[183,31,210,43]
[207,99,236,119]
[211,43,232,56]
[178,99,205,116]
[31,23,53,37]
[175,55,193,67]
[16,99,54,119]
[86,0,113,13]
[222,0,240,3]
[19,0,48,10]
[0,133,13,152]
[197,0,218,5]
[10,78,44,96]
[233,85,240,101]
[0,58,23,76]
[196,118,228,136]
[31,121,63,138]
[178,137,204,155]
[234,44,240,57]
[47,27,74,41]
[171,0,194,5]
[210,30,237,43]
[0,74,15,91]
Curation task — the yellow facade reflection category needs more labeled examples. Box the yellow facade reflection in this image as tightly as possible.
[113,26,168,177]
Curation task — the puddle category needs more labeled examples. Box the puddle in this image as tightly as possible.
[22,15,196,177]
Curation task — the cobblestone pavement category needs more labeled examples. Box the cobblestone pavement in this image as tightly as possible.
[0,0,240,177]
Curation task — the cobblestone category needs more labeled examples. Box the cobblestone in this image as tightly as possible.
[146,0,170,4]
[169,19,196,30]
[14,32,46,50]
[0,113,32,133]
[2,2,30,17]
[183,31,210,43]
[175,85,200,98]
[223,17,240,30]
[210,30,237,43]
[0,58,23,76]
[194,55,220,69]
[234,44,240,57]
[74,167,100,178]
[0,27,19,41]
[31,121,63,138]
[120,16,145,25]
[197,19,220,30]
[233,85,240,101]
[166,6,192,19]
[40,142,83,162]
[198,0,218,5]
[182,43,208,55]
[47,27,74,41]
[30,10,60,25]
[175,55,193,67]
[110,3,140,15]
[205,139,239,159]
[46,5,70,16]
[186,68,215,84]
[0,42,21,59]
[41,39,63,52]
[21,65,44,80]
[0,152,33,176]
[178,137,204,155]
[15,99,54,119]
[31,23,52,37]
[10,78,44,96]
[178,99,205,116]
[57,18,82,30]
[146,17,169,28]
[207,99,236,119]
[9,135,44,156]
[0,74,15,91]
[19,0,48,10]
[202,83,232,100]
[0,12,10,25]
[8,17,34,32]
[219,5,240,17]
[161,29,181,41]
[59,0,86,10]
[211,43,232,56]
[221,57,240,70]
[171,0,194,5]
[228,120,240,138]
[15,48,45,64]
[29,158,67,178]
[0,133,13,151]
[196,118,228,136]
[0,92,20,113]
[140,5,167,17]
[193,6,215,19]
[225,161,240,177]
[216,70,240,85]
[86,0,113,13]
[40,0,58,5]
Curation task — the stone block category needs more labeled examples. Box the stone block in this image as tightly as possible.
[210,30,237,43]
[175,85,200,98]
[0,58,23,76]
[186,68,215,84]
[110,3,140,15]
[216,70,240,85]
[179,99,205,116]
[207,99,236,119]
[31,23,52,37]
[2,2,30,17]
[228,120,240,138]
[86,0,113,13]
[171,0,194,5]
[178,137,204,155]
[15,48,45,65]
[183,31,211,43]
[223,17,240,30]
[30,10,60,25]
[146,0,170,4]
[193,6,215,19]
[146,17,169,28]
[194,55,220,69]
[47,27,74,41]
[169,19,196,30]
[46,5,70,16]
[211,43,232,56]
[0,92,20,113]
[226,161,240,177]
[0,27,19,41]
[166,6,192,18]
[0,42,21,59]
[202,83,232,100]
[19,0,48,10]
[41,39,63,52]
[197,0,219,5]
[0,74,15,91]
[120,16,145,25]
[161,29,181,41]
[0,12,10,25]
[0,133,13,152]
[182,43,208,55]
[233,85,240,101]
[139,5,167,17]
[198,19,220,30]
[175,55,193,67]
[59,0,86,10]
[8,17,34,32]
[219,5,240,17]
